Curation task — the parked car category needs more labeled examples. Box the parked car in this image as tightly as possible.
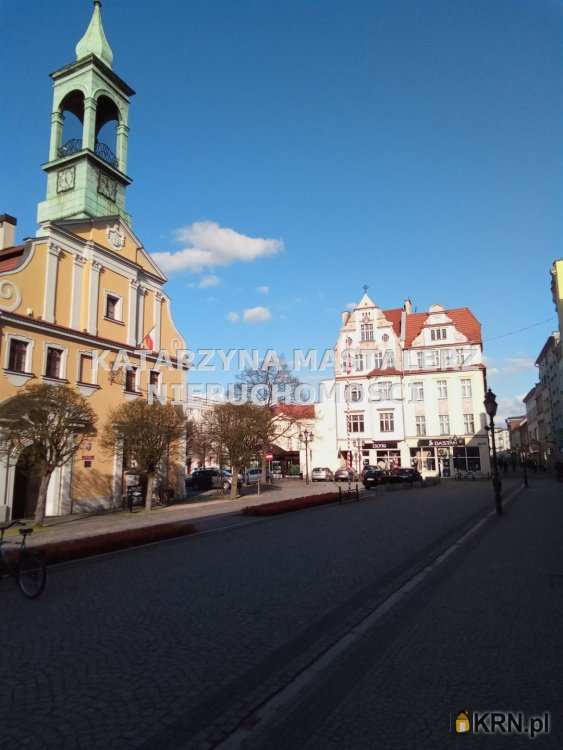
[389,467,422,484]
[311,467,334,482]
[244,468,263,485]
[362,466,386,488]
[334,467,359,482]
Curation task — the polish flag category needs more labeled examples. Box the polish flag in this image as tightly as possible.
[143,327,156,351]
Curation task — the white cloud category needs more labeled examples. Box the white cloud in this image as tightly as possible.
[227,311,240,323]
[501,357,535,374]
[496,394,526,424]
[346,302,356,310]
[152,221,283,273]
[199,274,220,288]
[243,306,271,323]
[257,285,270,295]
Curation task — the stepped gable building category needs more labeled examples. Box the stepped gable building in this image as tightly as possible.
[0,2,187,520]
[314,292,490,477]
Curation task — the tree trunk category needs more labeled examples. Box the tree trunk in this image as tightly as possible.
[146,472,155,511]
[261,456,267,483]
[34,470,53,526]
[230,465,239,501]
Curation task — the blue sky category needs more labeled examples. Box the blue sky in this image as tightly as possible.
[1,0,562,420]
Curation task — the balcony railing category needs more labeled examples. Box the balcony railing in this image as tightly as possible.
[57,138,119,169]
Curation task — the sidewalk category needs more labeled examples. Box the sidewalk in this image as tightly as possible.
[23,479,363,553]
[254,476,563,749]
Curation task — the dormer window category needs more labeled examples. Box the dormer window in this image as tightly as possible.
[430,328,447,341]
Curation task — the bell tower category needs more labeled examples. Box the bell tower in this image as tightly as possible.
[37,1,135,227]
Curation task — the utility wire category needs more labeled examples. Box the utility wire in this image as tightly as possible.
[484,316,557,343]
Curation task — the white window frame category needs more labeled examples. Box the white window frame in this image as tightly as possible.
[373,351,383,369]
[378,381,392,400]
[439,415,450,435]
[360,323,374,342]
[346,383,363,403]
[437,379,448,399]
[429,350,440,367]
[43,342,68,380]
[347,413,365,433]
[104,290,124,322]
[464,414,475,434]
[354,353,364,372]
[148,368,161,396]
[379,411,395,433]
[416,351,424,369]
[416,415,426,436]
[410,381,424,401]
[4,334,34,374]
[456,348,466,366]
[461,378,472,399]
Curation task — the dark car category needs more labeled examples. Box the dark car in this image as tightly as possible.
[389,467,422,484]
[334,467,359,482]
[362,466,386,488]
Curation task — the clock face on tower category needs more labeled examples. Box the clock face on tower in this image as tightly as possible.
[97,172,118,202]
[57,166,75,193]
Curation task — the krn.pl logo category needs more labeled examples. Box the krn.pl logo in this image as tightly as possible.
[455,710,471,734]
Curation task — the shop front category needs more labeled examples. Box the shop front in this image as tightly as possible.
[363,441,402,470]
[411,438,482,477]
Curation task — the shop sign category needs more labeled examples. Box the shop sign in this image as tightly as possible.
[417,439,465,448]
[372,441,398,449]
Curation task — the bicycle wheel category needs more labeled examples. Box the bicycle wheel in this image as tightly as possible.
[17,550,47,599]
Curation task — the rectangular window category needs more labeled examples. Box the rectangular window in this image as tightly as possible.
[105,294,120,321]
[429,351,440,367]
[8,339,28,373]
[79,354,93,384]
[431,328,447,341]
[410,381,424,401]
[360,323,374,342]
[461,378,472,398]
[380,412,394,432]
[354,353,364,372]
[384,350,394,368]
[378,381,392,400]
[373,351,383,369]
[464,414,475,434]
[347,414,365,433]
[416,351,424,369]
[456,348,465,366]
[416,416,426,436]
[443,349,454,367]
[45,347,62,379]
[439,415,450,435]
[149,370,160,393]
[437,379,448,399]
[125,366,138,393]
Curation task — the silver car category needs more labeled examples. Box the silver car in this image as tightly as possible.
[311,467,334,482]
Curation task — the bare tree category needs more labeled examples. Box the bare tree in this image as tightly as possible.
[0,384,97,525]
[102,400,186,511]
[235,357,303,477]
[204,403,270,500]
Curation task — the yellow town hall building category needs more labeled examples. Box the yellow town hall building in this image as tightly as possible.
[0,3,187,520]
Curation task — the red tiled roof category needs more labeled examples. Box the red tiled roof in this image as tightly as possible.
[0,244,26,273]
[381,308,402,338]
[405,307,481,346]
[273,404,315,419]
[367,367,403,377]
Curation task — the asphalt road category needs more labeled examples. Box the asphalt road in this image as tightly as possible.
[0,479,516,750]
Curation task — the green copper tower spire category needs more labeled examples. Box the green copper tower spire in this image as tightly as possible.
[75,1,114,69]
[37,1,135,226]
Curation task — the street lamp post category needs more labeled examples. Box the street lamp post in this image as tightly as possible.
[484,388,503,516]
[299,429,314,484]
[521,443,529,488]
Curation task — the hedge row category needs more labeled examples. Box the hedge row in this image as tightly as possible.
[35,520,197,565]
[242,492,340,517]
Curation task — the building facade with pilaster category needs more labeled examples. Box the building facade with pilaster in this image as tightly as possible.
[0,3,187,520]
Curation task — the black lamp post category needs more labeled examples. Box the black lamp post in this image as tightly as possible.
[521,442,529,488]
[484,388,503,515]
[299,429,314,484]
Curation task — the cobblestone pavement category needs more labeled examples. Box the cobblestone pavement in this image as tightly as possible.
[0,479,519,749]
[251,477,563,750]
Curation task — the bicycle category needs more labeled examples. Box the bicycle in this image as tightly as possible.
[0,520,47,599]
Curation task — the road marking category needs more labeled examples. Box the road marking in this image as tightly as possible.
[213,483,525,749]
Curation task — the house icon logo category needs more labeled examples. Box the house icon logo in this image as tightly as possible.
[455,710,471,734]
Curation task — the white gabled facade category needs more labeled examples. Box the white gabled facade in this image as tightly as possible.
[312,293,491,477]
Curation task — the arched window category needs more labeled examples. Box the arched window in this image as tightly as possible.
[95,95,120,167]
[58,90,85,158]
